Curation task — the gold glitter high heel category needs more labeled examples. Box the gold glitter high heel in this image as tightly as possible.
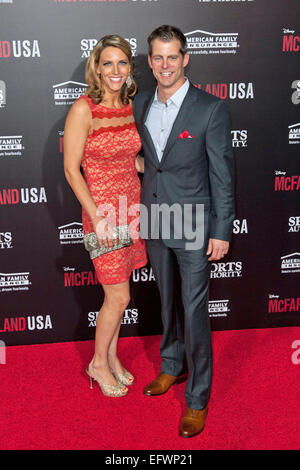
[86,368,128,397]
[111,368,134,386]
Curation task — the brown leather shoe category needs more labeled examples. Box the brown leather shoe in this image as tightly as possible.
[143,372,188,396]
[179,406,208,438]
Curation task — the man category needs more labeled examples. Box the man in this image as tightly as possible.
[133,25,235,438]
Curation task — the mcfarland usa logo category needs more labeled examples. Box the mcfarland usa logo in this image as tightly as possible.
[88,308,139,327]
[288,123,300,144]
[0,272,32,293]
[0,40,40,58]
[53,81,88,106]
[281,253,300,274]
[232,218,248,234]
[185,29,239,55]
[0,135,24,157]
[268,294,300,314]
[81,38,137,58]
[0,80,6,108]
[0,314,53,333]
[282,29,300,53]
[0,187,47,205]
[231,130,247,148]
[194,82,254,100]
[208,299,230,318]
[274,171,300,191]
[132,266,155,282]
[64,267,100,287]
[58,222,83,245]
[210,261,242,278]
[0,232,13,249]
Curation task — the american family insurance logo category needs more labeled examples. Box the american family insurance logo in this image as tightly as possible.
[53,81,88,106]
[81,38,137,58]
[0,80,6,108]
[281,253,300,274]
[0,135,24,157]
[194,82,254,100]
[58,222,83,245]
[185,29,239,55]
[282,29,300,52]
[274,171,300,191]
[269,295,300,313]
[289,123,300,144]
[0,315,53,333]
[209,300,230,318]
[0,40,40,58]
[0,272,32,293]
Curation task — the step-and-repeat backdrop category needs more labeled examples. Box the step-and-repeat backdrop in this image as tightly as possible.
[0,0,299,346]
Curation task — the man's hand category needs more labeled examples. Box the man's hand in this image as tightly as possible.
[206,238,229,261]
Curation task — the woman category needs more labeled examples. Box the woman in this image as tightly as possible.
[64,35,147,397]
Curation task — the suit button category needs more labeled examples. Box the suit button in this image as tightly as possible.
[157,169,162,173]
[153,193,157,198]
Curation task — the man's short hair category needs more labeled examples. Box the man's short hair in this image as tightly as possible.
[147,25,187,56]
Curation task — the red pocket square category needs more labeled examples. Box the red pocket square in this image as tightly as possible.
[178,130,194,139]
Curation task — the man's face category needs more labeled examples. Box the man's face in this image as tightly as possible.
[148,38,189,92]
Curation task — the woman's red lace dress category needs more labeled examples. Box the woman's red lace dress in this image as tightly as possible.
[79,94,147,285]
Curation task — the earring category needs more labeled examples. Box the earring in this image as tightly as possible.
[126,74,132,87]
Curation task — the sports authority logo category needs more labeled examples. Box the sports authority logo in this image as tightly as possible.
[0,80,6,108]
[210,261,242,278]
[209,300,230,318]
[288,123,300,144]
[63,267,100,286]
[0,232,13,249]
[0,272,32,293]
[58,222,83,245]
[281,253,300,274]
[232,219,248,234]
[0,135,24,157]
[274,171,300,191]
[194,82,254,100]
[231,130,247,148]
[81,38,137,58]
[0,187,47,205]
[282,29,300,52]
[291,80,300,105]
[88,308,138,327]
[268,294,300,313]
[132,266,155,282]
[0,315,53,333]
[53,81,88,106]
[0,40,40,58]
[185,29,239,55]
[288,216,300,233]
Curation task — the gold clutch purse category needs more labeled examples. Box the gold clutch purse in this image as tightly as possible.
[83,225,133,259]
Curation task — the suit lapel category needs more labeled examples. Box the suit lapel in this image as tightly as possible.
[141,92,159,163]
[160,83,197,166]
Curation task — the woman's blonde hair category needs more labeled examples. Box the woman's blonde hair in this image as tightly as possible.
[85,35,137,105]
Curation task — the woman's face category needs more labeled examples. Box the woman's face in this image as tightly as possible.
[96,46,130,96]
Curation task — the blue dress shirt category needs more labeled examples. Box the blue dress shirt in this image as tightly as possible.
[145,79,190,161]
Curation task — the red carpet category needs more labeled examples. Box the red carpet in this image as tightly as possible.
[0,327,299,450]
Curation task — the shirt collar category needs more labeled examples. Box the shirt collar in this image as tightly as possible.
[153,78,190,107]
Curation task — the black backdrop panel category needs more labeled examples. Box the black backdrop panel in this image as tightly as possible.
[0,0,299,346]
